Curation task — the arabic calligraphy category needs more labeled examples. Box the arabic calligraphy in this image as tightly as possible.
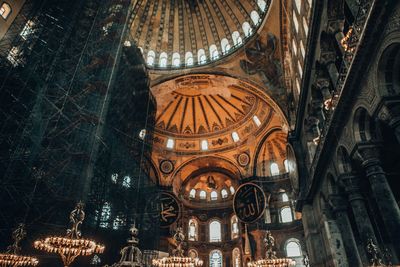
[159,192,181,227]
[233,183,266,223]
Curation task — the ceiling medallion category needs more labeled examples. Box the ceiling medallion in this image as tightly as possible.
[233,183,266,223]
[237,152,250,167]
[160,160,174,174]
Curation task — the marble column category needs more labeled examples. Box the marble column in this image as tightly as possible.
[339,173,377,246]
[357,143,400,258]
[329,194,363,267]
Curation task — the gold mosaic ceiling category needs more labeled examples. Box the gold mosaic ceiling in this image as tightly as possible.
[129,0,271,68]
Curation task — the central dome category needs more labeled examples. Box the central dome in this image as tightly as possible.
[129,0,270,68]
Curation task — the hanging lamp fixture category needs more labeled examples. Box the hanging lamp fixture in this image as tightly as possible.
[0,223,39,267]
[247,231,295,267]
[152,227,203,267]
[33,202,105,267]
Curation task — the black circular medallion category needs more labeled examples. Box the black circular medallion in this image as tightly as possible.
[233,183,266,223]
[158,191,181,227]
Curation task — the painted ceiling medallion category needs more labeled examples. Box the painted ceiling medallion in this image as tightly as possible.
[160,160,174,174]
[237,152,250,167]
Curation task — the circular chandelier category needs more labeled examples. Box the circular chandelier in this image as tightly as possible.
[34,202,105,267]
[247,231,296,267]
[152,227,203,267]
[0,224,39,267]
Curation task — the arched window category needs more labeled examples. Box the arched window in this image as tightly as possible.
[209,44,219,60]
[188,218,198,241]
[166,138,174,149]
[185,52,194,66]
[270,162,280,176]
[303,17,309,35]
[242,22,252,37]
[292,13,299,33]
[231,215,239,239]
[0,2,11,19]
[201,140,208,150]
[159,52,168,67]
[188,249,198,259]
[147,50,155,65]
[229,186,235,194]
[232,131,240,142]
[172,52,180,67]
[286,240,302,257]
[122,175,131,188]
[232,248,241,267]
[221,38,231,54]
[189,189,196,199]
[292,39,297,56]
[211,191,218,201]
[280,206,293,223]
[232,31,242,46]
[209,220,221,242]
[99,202,111,228]
[209,250,223,267]
[200,190,207,200]
[281,192,289,202]
[284,159,289,173]
[250,11,260,25]
[221,189,228,199]
[139,129,146,140]
[253,115,261,127]
[257,0,267,11]
[198,49,206,64]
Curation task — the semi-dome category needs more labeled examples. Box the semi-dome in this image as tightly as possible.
[129,0,271,68]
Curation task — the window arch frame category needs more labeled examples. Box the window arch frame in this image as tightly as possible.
[270,162,280,176]
[209,249,223,267]
[209,44,219,60]
[220,38,231,54]
[185,51,194,66]
[232,248,241,267]
[221,189,228,199]
[231,215,239,239]
[242,22,253,37]
[172,52,180,67]
[146,50,155,66]
[189,188,196,199]
[209,219,222,242]
[198,49,207,64]
[250,10,261,26]
[285,238,302,257]
[280,206,293,223]
[199,190,207,200]
[232,31,242,46]
[188,218,198,241]
[210,190,218,201]
[159,52,168,67]
[0,2,11,20]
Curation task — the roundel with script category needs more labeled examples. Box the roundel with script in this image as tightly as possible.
[158,191,181,228]
[233,183,266,223]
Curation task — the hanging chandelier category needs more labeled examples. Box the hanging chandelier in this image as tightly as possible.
[105,224,143,267]
[152,227,203,267]
[34,202,105,267]
[0,224,39,267]
[247,231,296,267]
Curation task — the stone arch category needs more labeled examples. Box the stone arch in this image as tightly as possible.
[353,107,376,143]
[336,146,352,174]
[377,43,400,95]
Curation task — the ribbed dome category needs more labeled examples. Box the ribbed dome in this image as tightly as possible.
[129,0,271,68]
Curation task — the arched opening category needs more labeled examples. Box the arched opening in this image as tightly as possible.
[353,107,375,143]
[0,2,11,19]
[185,51,194,66]
[198,49,207,64]
[270,162,280,176]
[232,248,241,267]
[211,190,218,201]
[172,52,180,67]
[231,215,239,239]
[188,218,198,241]
[209,44,219,60]
[209,220,222,242]
[159,52,168,67]
[232,31,242,46]
[250,10,260,25]
[280,206,293,223]
[147,50,155,65]
[221,189,228,199]
[209,250,223,267]
[281,192,289,202]
[200,190,207,200]
[285,239,302,257]
[257,0,267,12]
[189,188,196,198]
[242,22,253,37]
[378,43,400,95]
[221,38,231,54]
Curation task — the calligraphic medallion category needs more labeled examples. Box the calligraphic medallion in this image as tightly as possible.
[159,191,181,228]
[233,183,266,223]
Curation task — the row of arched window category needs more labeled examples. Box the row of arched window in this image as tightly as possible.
[143,7,268,68]
[188,215,239,242]
[189,186,235,201]
[268,159,290,176]
[188,239,301,267]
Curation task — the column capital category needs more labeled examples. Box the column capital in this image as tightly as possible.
[354,142,382,167]
[377,99,400,128]
[338,173,364,201]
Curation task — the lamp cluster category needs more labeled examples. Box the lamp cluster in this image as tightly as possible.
[0,254,39,267]
[33,236,105,256]
[247,258,296,267]
[152,256,204,267]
